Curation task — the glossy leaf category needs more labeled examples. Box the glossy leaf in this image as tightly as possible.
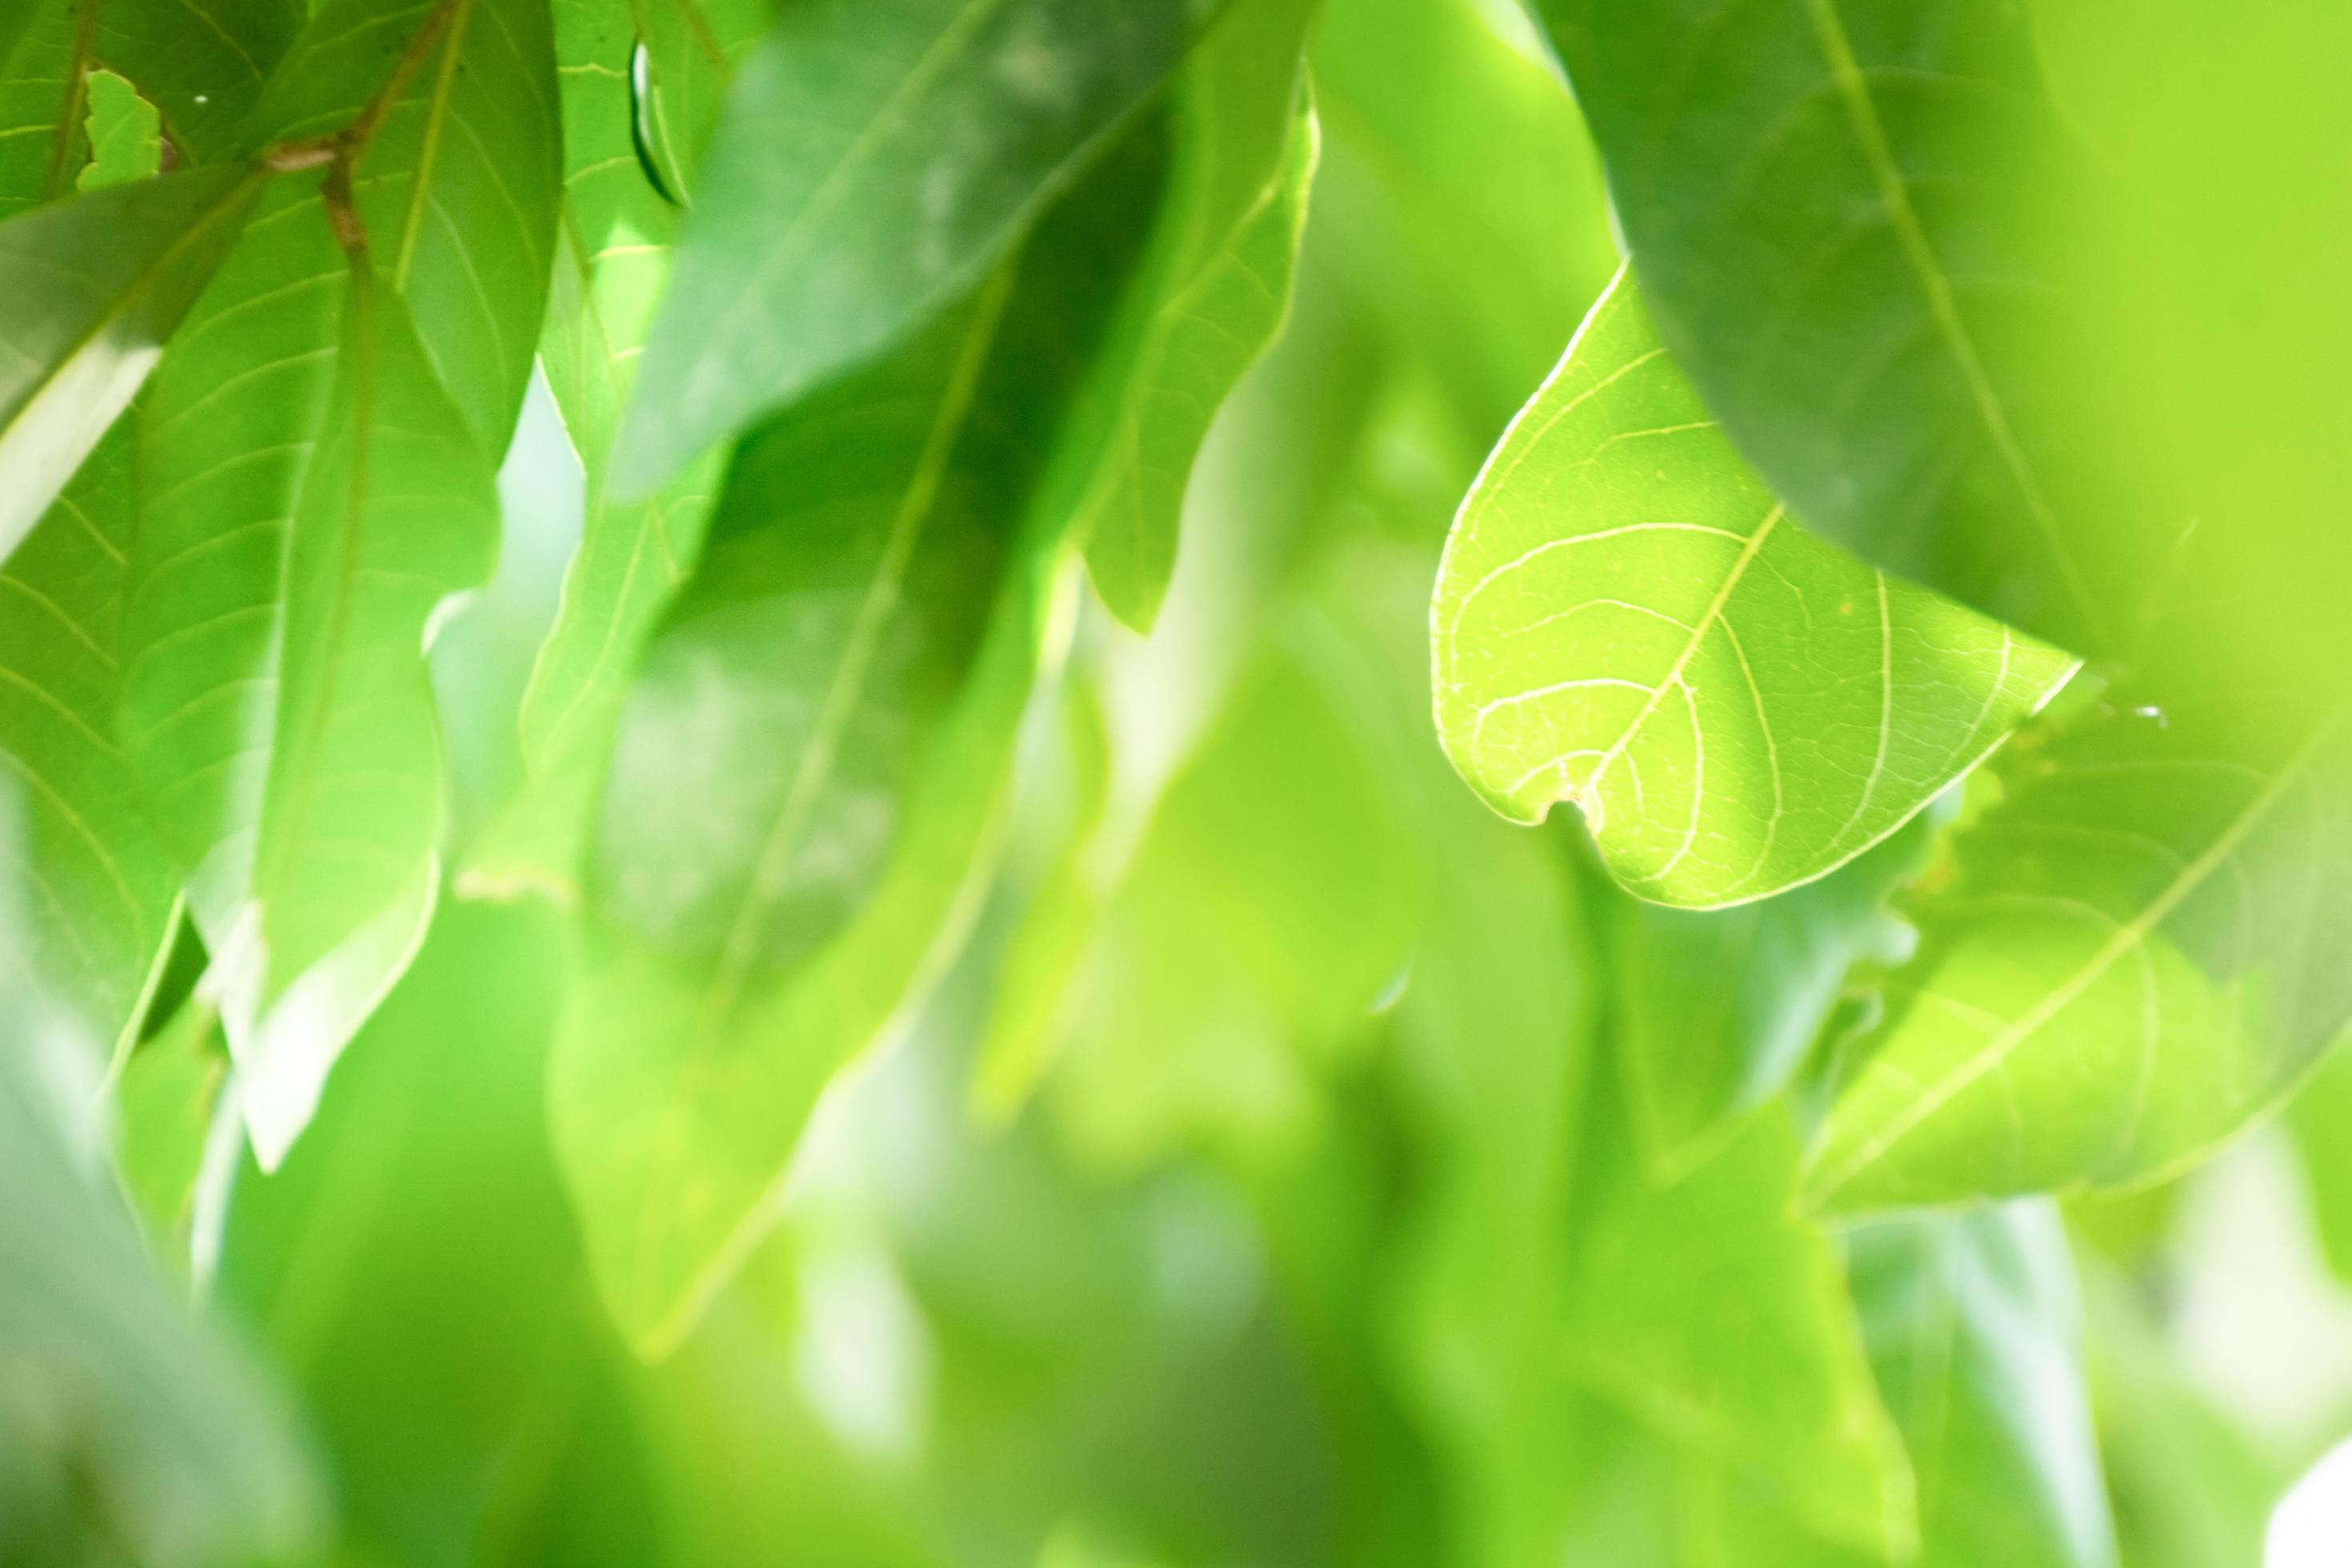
[1807,701,2352,1212]
[632,0,766,202]
[1563,1098,1914,1558]
[611,0,1232,496]
[1433,270,2074,906]
[1617,811,1930,1178]
[0,426,178,1063]
[75,68,160,190]
[554,138,1161,1352]
[94,0,304,163]
[1530,0,2108,651]
[1066,0,1319,630]
[0,166,264,570]
[461,0,728,898]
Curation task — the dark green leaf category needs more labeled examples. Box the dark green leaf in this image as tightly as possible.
[0,0,88,214]
[1530,0,2107,651]
[94,0,304,164]
[610,0,1233,496]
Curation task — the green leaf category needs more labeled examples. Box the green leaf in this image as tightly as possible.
[1617,810,1932,1178]
[0,166,264,570]
[94,0,304,164]
[610,0,1234,497]
[1806,700,2352,1213]
[0,0,89,214]
[126,190,501,1170]
[1433,270,2074,907]
[459,0,729,898]
[0,1026,322,1566]
[553,136,1162,1352]
[1566,1091,1914,1558]
[0,425,178,1063]
[248,0,561,452]
[1528,0,2107,651]
[1064,0,1319,630]
[74,68,159,190]
[1691,1204,2115,1568]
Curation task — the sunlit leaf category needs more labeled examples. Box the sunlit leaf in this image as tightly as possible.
[0,166,262,570]
[1434,270,2074,906]
[631,0,765,203]
[112,991,229,1254]
[611,0,1234,496]
[1806,701,2352,1212]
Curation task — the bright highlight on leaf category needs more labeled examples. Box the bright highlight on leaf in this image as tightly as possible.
[1433,269,2075,907]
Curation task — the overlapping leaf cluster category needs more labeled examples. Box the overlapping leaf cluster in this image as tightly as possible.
[0,0,2345,1562]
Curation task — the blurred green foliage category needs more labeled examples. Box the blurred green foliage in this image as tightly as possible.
[2,0,2350,1564]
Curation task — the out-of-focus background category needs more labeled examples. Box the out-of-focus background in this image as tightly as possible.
[9,0,2352,1564]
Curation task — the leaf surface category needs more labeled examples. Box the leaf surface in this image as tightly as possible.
[1530,0,2105,650]
[554,138,1161,1351]
[94,0,305,163]
[611,0,1232,496]
[0,0,88,214]
[1806,701,2352,1212]
[0,426,177,1062]
[0,166,263,570]
[1434,270,2073,906]
[1064,0,1319,630]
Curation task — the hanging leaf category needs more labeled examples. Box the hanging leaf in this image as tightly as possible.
[610,0,1234,496]
[554,134,1163,1353]
[1065,0,1320,630]
[1806,700,2352,1213]
[1433,270,2074,906]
